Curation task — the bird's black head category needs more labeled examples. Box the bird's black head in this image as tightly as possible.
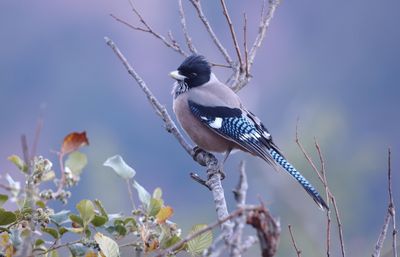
[170,55,211,88]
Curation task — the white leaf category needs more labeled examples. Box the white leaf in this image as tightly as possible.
[94,232,120,257]
[132,180,151,207]
[103,155,136,179]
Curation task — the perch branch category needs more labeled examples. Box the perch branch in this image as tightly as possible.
[105,36,234,247]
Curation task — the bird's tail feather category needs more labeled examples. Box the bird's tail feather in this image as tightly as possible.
[268,148,329,211]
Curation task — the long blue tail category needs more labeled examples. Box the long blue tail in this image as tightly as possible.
[269,149,328,210]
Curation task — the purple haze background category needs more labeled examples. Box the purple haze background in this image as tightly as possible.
[0,0,399,256]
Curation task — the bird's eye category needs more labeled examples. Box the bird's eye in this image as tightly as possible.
[191,72,197,77]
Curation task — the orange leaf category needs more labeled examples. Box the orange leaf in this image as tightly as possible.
[85,252,97,257]
[156,206,174,224]
[61,132,89,155]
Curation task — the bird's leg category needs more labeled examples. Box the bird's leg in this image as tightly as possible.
[222,148,232,164]
[212,149,232,181]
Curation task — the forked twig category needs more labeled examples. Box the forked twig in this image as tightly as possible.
[188,0,234,67]
[372,148,397,257]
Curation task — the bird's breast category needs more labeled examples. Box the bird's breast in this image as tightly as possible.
[173,94,234,153]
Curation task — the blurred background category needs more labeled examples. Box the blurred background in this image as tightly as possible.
[0,0,399,256]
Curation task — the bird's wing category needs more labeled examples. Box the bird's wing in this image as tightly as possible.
[188,100,279,165]
[188,100,329,210]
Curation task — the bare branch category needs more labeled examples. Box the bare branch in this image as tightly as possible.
[387,148,398,257]
[331,196,346,257]
[288,224,302,257]
[188,0,234,67]
[178,0,197,54]
[248,0,281,67]
[220,0,243,71]
[373,148,397,257]
[110,9,187,56]
[157,206,257,257]
[247,205,280,257]
[296,124,346,257]
[231,161,249,256]
[105,36,235,252]
[373,212,392,257]
[243,12,250,78]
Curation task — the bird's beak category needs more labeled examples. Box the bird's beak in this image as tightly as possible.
[169,70,187,81]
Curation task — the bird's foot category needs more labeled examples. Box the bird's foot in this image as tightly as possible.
[192,146,209,166]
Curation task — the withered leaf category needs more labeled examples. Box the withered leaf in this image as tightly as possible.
[61,131,89,155]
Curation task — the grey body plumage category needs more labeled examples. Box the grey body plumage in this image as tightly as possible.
[170,55,328,210]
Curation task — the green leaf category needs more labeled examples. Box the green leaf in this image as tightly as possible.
[49,250,60,257]
[65,151,88,176]
[76,200,95,227]
[50,210,70,225]
[148,198,162,217]
[69,214,83,227]
[163,235,182,249]
[42,227,59,239]
[8,155,28,173]
[58,227,68,236]
[0,209,17,225]
[91,215,107,227]
[114,224,127,236]
[94,232,120,257]
[68,243,87,257]
[94,199,108,220]
[36,200,46,209]
[35,238,45,246]
[132,180,151,207]
[187,224,213,257]
[103,155,136,179]
[0,194,8,207]
[153,187,162,200]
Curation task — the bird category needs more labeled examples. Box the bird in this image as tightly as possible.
[169,54,328,210]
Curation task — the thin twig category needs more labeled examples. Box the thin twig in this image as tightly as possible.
[54,153,66,197]
[387,148,397,257]
[248,0,280,67]
[231,161,248,256]
[188,0,234,67]
[126,179,136,210]
[105,37,192,156]
[296,124,346,257]
[288,224,302,257]
[30,112,44,160]
[315,138,332,256]
[178,0,197,54]
[35,240,82,256]
[220,0,243,71]
[156,206,257,257]
[331,196,346,257]
[243,12,249,78]
[110,13,187,56]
